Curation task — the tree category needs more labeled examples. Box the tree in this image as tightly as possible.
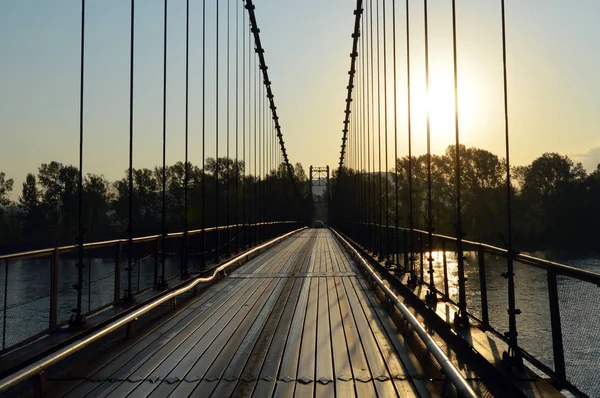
[521,153,585,198]
[19,173,41,243]
[0,172,14,206]
[84,174,112,240]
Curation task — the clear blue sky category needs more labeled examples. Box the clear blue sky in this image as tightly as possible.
[1,0,599,198]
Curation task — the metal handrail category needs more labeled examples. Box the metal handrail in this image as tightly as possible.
[0,221,298,262]
[353,221,600,284]
[0,226,307,393]
[331,228,477,398]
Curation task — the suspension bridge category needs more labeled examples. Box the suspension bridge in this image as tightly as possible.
[0,0,598,397]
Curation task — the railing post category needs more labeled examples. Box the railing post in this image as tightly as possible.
[547,268,566,384]
[49,250,59,331]
[419,236,424,282]
[3,260,8,351]
[403,229,409,272]
[478,245,489,328]
[114,242,122,303]
[153,239,159,288]
[181,231,189,277]
[442,240,449,298]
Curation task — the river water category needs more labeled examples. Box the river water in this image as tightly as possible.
[426,249,600,397]
[1,250,599,396]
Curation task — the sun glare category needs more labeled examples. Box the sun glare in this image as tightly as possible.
[395,72,482,150]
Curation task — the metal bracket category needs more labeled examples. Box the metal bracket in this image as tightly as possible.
[453,310,469,329]
[33,371,46,398]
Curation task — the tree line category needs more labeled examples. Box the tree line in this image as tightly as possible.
[0,159,308,254]
[331,144,600,251]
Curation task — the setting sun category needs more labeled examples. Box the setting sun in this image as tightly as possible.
[393,65,483,153]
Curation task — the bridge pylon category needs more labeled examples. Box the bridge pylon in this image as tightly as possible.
[309,166,330,227]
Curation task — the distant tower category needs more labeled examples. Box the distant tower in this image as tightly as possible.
[309,166,330,226]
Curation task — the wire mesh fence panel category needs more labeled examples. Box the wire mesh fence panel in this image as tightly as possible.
[3,258,51,350]
[186,232,204,272]
[463,248,482,321]
[558,276,600,397]
[0,261,5,350]
[137,254,157,292]
[163,256,182,281]
[513,261,553,372]
[164,236,183,280]
[119,242,132,299]
[87,257,117,313]
[57,255,79,326]
[430,237,451,299]
[483,253,509,336]
[441,240,461,305]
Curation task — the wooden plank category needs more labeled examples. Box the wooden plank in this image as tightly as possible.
[63,277,253,398]
[53,277,240,393]
[326,277,355,398]
[339,275,398,398]
[251,278,307,398]
[351,272,438,397]
[315,277,334,398]
[334,277,377,397]
[231,278,304,397]
[103,277,271,397]
[230,235,312,397]
[347,275,419,398]
[236,236,295,274]
[156,279,286,398]
[245,237,315,397]
[295,277,318,398]
[325,236,334,273]
[270,272,312,398]
[192,278,288,397]
[138,277,275,397]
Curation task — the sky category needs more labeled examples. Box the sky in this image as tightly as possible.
[1,0,600,199]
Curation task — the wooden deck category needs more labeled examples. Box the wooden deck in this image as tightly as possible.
[44,229,437,397]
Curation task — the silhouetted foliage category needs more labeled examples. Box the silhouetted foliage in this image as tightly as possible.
[331,144,600,251]
[0,159,306,253]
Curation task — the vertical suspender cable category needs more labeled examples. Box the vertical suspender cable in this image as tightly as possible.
[392,0,399,270]
[253,48,257,245]
[262,87,266,239]
[352,85,356,226]
[125,0,135,304]
[361,14,367,241]
[376,0,383,259]
[405,0,416,282]
[424,0,436,299]
[183,0,190,276]
[201,0,206,268]
[258,74,262,240]
[215,0,220,261]
[451,0,468,325]
[254,59,258,242]
[366,1,371,249]
[235,0,239,252]
[383,0,390,263]
[501,0,520,361]
[226,0,231,256]
[161,0,168,284]
[260,75,263,236]
[369,0,377,253]
[242,8,246,248]
[262,87,267,241]
[74,0,86,326]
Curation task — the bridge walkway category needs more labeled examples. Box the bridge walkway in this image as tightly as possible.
[44,229,439,397]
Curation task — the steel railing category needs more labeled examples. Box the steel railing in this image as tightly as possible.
[0,221,300,355]
[0,226,306,394]
[332,228,477,397]
[340,221,598,398]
